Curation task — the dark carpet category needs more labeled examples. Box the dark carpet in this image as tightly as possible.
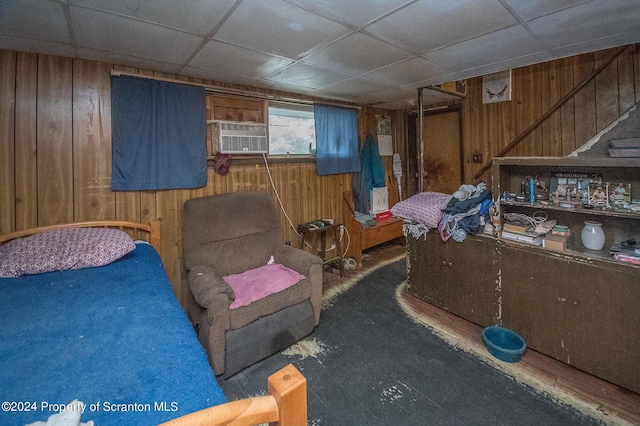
[217,259,601,426]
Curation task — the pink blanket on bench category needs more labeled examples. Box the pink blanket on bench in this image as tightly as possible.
[224,263,305,309]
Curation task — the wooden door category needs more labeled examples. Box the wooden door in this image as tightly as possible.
[421,110,462,193]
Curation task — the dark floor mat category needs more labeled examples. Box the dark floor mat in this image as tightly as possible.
[217,259,601,426]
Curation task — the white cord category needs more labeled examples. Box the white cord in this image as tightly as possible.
[341,225,351,258]
[503,211,548,228]
[263,153,344,254]
[263,153,301,237]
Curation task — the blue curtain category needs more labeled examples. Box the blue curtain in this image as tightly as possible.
[111,76,207,190]
[314,105,361,176]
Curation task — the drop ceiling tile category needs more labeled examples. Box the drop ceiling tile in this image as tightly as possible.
[300,32,413,76]
[0,0,70,43]
[69,0,237,36]
[180,65,262,87]
[364,0,517,55]
[425,25,548,71]
[0,35,75,59]
[452,52,553,81]
[265,62,353,89]
[213,0,352,60]
[361,57,449,86]
[527,0,640,49]
[77,47,182,74]
[505,0,592,21]
[551,30,640,58]
[287,0,413,28]
[258,79,323,98]
[318,77,393,98]
[70,7,204,64]
[190,40,293,79]
[354,86,416,104]
[3,0,640,110]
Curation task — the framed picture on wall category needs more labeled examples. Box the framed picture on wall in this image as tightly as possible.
[482,70,511,104]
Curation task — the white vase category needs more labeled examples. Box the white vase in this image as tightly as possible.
[581,221,605,250]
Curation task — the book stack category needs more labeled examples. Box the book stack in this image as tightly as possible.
[501,221,542,245]
[551,224,571,237]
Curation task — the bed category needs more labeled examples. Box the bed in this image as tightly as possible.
[0,221,306,426]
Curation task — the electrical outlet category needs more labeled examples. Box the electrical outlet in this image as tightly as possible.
[472,153,483,163]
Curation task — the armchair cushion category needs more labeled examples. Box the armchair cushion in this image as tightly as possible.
[228,278,312,329]
[189,266,235,307]
[224,263,305,309]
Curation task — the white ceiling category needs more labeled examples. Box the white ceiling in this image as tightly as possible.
[1,0,640,109]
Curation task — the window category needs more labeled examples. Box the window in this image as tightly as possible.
[268,103,316,156]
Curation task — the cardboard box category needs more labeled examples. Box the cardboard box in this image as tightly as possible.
[370,187,389,212]
[370,210,392,221]
[543,235,566,251]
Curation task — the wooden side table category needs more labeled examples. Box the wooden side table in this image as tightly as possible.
[298,222,344,277]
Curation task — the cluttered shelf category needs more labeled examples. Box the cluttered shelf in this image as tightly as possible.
[491,155,640,268]
[496,235,640,270]
[497,202,640,267]
[499,200,640,220]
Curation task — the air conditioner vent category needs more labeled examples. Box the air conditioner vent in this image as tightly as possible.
[215,121,268,154]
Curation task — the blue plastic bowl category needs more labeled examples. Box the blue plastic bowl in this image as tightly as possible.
[482,326,526,363]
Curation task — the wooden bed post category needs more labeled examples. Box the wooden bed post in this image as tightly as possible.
[159,363,306,426]
[149,219,162,256]
[268,363,307,426]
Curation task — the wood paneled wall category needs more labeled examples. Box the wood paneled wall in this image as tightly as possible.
[0,49,401,307]
[462,44,640,183]
[7,44,635,307]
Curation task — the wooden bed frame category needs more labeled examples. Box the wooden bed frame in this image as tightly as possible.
[0,220,162,255]
[0,221,308,426]
[342,190,404,267]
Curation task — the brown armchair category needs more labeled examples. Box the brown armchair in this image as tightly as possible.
[182,191,323,377]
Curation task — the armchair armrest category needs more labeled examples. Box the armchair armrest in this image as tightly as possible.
[273,245,322,276]
[189,265,235,308]
[274,245,323,326]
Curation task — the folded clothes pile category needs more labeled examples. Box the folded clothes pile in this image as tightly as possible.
[438,183,493,242]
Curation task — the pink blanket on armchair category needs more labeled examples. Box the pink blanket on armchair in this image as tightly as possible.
[224,263,305,309]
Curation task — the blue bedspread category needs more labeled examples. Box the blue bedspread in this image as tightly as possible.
[0,243,225,425]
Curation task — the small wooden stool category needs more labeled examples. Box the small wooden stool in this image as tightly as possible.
[298,222,344,277]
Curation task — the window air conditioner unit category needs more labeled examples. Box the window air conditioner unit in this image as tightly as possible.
[215,120,268,154]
